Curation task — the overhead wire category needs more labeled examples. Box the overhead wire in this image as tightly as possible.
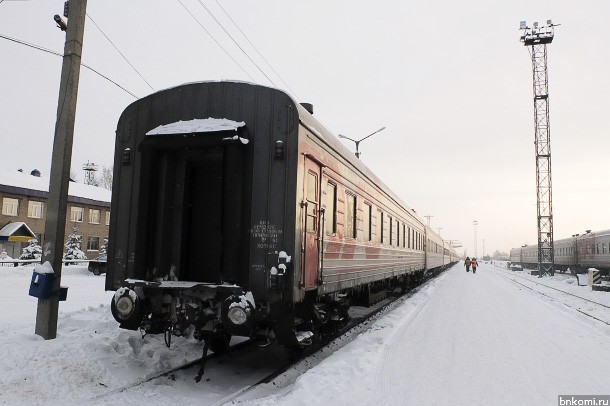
[86,13,155,92]
[176,0,255,81]
[0,33,139,98]
[193,0,278,88]
[214,0,299,100]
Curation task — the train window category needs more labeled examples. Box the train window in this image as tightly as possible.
[379,211,384,244]
[395,221,399,246]
[306,171,317,232]
[395,219,400,247]
[325,182,337,235]
[363,203,372,242]
[345,192,356,239]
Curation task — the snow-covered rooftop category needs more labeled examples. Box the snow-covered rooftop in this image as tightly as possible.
[0,221,35,237]
[0,169,111,203]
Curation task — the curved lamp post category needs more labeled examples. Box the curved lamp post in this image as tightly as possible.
[338,126,386,159]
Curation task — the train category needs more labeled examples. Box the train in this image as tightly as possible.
[105,81,459,361]
[510,229,610,274]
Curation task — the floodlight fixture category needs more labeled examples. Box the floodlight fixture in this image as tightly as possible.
[547,19,553,25]
[520,21,527,29]
[533,21,538,28]
[54,14,67,31]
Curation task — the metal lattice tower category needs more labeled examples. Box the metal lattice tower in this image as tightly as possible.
[82,161,98,185]
[520,20,558,277]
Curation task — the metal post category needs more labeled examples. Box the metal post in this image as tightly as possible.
[473,220,478,258]
[35,0,87,339]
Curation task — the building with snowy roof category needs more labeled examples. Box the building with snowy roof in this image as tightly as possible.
[0,169,111,259]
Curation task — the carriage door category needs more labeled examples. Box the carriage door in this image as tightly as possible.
[303,157,321,289]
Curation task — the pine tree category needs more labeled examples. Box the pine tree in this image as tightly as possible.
[20,238,42,261]
[63,233,87,264]
[100,237,108,257]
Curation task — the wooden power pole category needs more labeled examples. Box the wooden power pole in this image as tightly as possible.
[35,0,87,339]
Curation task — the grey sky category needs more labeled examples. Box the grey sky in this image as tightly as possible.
[1,0,609,256]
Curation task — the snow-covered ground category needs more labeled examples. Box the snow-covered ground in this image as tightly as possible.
[1,262,609,405]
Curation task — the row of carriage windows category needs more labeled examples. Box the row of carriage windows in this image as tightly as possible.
[524,243,610,258]
[555,243,609,256]
[321,179,427,251]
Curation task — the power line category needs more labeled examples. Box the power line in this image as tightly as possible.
[86,13,155,92]
[194,0,277,88]
[0,33,138,98]
[176,0,254,81]
[214,0,299,100]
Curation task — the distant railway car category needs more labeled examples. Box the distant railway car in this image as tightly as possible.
[105,81,458,356]
[510,229,610,274]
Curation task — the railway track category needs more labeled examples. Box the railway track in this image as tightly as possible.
[91,269,448,404]
[492,266,610,326]
[218,272,447,405]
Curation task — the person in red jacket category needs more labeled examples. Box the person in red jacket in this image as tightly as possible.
[465,256,471,272]
[472,257,478,274]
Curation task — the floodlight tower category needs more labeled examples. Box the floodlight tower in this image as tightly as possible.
[520,20,558,277]
[473,220,478,257]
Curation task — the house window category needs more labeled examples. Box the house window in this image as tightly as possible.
[70,206,84,222]
[345,192,356,239]
[87,236,100,251]
[403,224,406,248]
[89,209,100,224]
[363,203,372,242]
[105,211,110,226]
[389,216,393,245]
[28,201,44,219]
[325,182,337,235]
[2,198,18,216]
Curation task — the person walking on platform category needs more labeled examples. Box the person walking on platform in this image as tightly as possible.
[465,256,471,272]
[472,258,478,274]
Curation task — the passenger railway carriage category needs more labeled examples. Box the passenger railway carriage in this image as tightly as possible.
[106,81,458,354]
[510,229,610,274]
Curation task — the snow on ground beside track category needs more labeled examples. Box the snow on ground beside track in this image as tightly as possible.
[0,265,205,405]
[1,263,610,406]
[237,262,610,406]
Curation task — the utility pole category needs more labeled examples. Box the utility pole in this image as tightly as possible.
[36,0,87,339]
[520,20,558,277]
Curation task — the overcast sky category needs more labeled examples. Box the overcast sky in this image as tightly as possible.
[1,0,609,256]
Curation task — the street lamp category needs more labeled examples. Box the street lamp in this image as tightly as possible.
[338,126,386,159]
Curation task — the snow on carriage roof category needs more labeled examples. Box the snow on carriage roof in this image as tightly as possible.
[146,118,246,136]
[0,169,111,203]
